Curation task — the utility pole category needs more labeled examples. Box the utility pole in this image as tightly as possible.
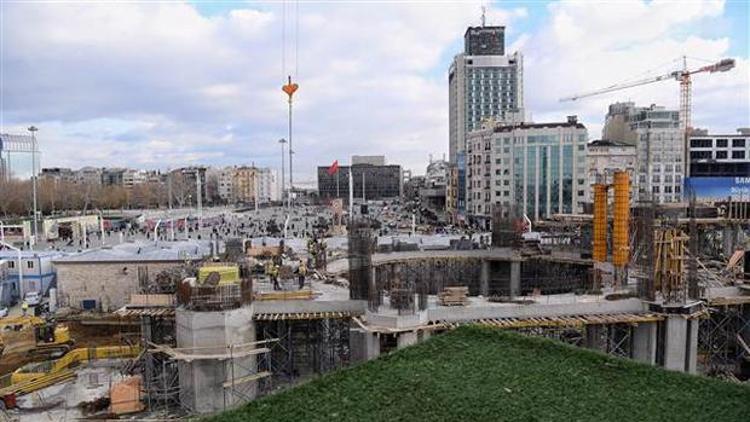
[167,168,173,211]
[279,139,287,207]
[28,126,39,248]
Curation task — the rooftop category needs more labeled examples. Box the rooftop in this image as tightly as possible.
[53,240,211,264]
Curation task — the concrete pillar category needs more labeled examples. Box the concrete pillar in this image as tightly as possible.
[176,307,257,414]
[510,260,521,298]
[479,260,490,297]
[397,331,418,349]
[585,325,604,351]
[663,315,695,372]
[686,319,699,374]
[350,329,380,362]
[632,322,657,365]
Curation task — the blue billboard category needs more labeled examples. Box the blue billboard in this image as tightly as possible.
[685,177,750,201]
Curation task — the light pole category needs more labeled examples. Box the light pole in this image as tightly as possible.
[28,126,39,249]
[279,138,287,207]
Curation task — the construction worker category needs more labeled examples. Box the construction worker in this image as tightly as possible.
[270,264,281,291]
[21,301,29,316]
[298,261,307,290]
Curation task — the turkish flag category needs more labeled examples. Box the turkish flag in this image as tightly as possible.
[327,160,339,176]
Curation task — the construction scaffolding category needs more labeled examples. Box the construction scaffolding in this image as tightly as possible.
[698,303,750,378]
[654,228,689,304]
[255,317,351,387]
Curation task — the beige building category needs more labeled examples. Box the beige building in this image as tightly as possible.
[53,240,209,311]
[232,166,258,204]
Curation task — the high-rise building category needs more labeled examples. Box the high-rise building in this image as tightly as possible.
[603,102,683,203]
[466,116,588,225]
[449,25,524,165]
[449,24,524,220]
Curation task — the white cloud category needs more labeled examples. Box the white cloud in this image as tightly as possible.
[0,0,746,186]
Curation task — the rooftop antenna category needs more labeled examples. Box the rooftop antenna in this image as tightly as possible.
[481,5,486,27]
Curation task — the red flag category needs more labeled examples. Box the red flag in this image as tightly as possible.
[327,160,339,176]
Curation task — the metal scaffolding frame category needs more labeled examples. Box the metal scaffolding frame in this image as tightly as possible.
[698,304,750,377]
[256,317,351,388]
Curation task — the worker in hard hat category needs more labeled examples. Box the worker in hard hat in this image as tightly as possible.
[298,261,307,290]
[21,301,29,316]
[270,264,281,291]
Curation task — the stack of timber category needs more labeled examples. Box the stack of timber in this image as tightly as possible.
[254,290,315,301]
[438,287,469,306]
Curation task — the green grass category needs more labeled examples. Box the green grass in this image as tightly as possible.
[207,326,750,422]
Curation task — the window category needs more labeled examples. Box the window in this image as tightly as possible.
[716,139,728,148]
[577,190,585,196]
[503,191,510,196]
[653,186,660,193]
[716,151,728,159]
[690,139,712,148]
[26,261,34,269]
[690,151,711,160]
[7,261,14,269]
[732,151,745,159]
[732,139,745,148]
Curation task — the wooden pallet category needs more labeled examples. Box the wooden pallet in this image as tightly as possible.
[438,287,469,307]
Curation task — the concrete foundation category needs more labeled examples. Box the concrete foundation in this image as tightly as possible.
[176,306,257,414]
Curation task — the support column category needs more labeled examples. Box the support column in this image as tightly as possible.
[585,325,604,351]
[480,260,490,297]
[397,331,418,349]
[663,315,690,372]
[632,322,657,365]
[686,319,698,374]
[510,260,521,298]
[350,329,380,362]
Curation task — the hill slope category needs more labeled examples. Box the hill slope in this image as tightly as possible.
[208,326,750,422]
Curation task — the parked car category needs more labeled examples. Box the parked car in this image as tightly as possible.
[24,291,41,306]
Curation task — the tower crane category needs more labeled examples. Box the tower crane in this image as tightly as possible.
[559,57,735,132]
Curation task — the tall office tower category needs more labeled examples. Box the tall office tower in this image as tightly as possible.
[449,25,524,165]
[449,25,524,219]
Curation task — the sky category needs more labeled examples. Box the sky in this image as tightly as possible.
[1,0,748,186]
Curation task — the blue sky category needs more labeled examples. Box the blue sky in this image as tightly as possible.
[1,1,748,184]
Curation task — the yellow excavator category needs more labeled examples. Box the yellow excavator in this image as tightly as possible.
[0,315,73,359]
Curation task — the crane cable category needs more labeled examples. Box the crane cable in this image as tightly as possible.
[280,0,300,82]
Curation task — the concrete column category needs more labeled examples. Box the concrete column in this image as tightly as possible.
[663,316,689,372]
[686,319,699,374]
[585,325,603,351]
[480,260,490,297]
[397,331,418,349]
[350,329,380,362]
[632,322,657,365]
[510,260,521,298]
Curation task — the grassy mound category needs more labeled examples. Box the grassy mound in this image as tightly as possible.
[208,326,750,422]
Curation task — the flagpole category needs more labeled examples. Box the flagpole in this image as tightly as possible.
[336,168,340,198]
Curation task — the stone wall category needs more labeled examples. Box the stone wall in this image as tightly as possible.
[56,261,180,311]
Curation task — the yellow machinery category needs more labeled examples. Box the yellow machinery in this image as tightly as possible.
[0,316,73,358]
[592,183,608,262]
[10,345,140,385]
[612,171,630,267]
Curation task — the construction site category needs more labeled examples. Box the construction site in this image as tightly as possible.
[0,171,746,419]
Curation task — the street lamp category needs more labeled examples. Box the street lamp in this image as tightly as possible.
[278,138,287,207]
[27,126,39,249]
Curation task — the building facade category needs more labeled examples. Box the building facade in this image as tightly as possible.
[351,155,386,166]
[449,25,524,165]
[466,117,588,224]
[686,129,749,201]
[586,139,637,188]
[603,102,684,203]
[317,164,402,201]
[256,167,278,203]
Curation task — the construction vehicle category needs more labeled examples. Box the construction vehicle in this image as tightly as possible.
[0,315,73,358]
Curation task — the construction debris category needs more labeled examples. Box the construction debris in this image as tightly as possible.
[438,287,469,306]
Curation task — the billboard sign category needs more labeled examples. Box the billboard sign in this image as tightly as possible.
[685,177,750,201]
